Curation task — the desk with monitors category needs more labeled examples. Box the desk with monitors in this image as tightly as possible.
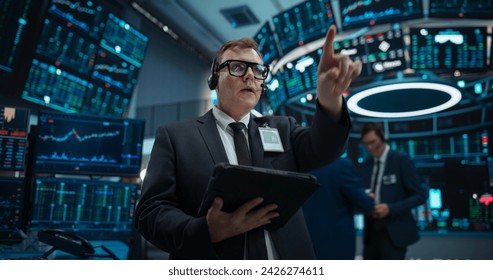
[13,110,145,258]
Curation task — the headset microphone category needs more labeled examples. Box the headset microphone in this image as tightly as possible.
[261,83,268,95]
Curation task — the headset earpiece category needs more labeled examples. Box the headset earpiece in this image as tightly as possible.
[207,57,218,90]
[261,83,268,95]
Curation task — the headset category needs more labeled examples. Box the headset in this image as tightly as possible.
[207,56,268,95]
[207,56,219,90]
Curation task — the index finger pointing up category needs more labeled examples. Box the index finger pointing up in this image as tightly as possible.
[320,24,337,68]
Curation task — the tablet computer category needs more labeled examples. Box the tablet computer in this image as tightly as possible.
[197,163,320,230]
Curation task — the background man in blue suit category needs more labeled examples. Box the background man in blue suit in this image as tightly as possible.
[358,122,427,260]
[303,156,374,259]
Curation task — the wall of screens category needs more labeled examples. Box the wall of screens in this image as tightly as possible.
[29,177,139,240]
[33,110,145,176]
[0,0,40,96]
[0,105,30,244]
[265,72,288,113]
[338,0,423,30]
[0,108,145,244]
[272,0,336,54]
[0,106,30,171]
[410,27,487,70]
[260,0,492,113]
[20,0,149,118]
[0,177,26,243]
[335,28,406,78]
[253,22,281,65]
[429,0,493,19]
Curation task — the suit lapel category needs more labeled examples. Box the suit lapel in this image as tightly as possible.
[197,110,229,164]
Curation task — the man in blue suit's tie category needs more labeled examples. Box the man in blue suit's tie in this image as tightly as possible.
[134,25,363,259]
[359,122,427,260]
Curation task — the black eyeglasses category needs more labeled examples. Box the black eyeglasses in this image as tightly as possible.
[217,60,269,80]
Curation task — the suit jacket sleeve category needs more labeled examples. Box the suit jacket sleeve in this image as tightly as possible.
[338,158,374,214]
[134,125,217,258]
[290,98,351,172]
[387,153,427,218]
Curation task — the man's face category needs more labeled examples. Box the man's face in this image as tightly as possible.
[362,130,385,158]
[216,47,263,120]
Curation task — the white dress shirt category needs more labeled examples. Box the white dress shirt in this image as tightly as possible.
[372,144,390,204]
[212,106,278,259]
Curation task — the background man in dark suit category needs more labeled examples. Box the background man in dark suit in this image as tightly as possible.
[134,25,362,259]
[303,156,374,259]
[358,122,427,259]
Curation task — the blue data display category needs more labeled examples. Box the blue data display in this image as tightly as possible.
[410,27,487,70]
[34,111,145,176]
[35,18,98,76]
[100,13,149,68]
[30,177,139,240]
[254,22,281,64]
[339,0,423,30]
[0,106,30,171]
[21,0,149,118]
[334,29,405,77]
[429,0,493,19]
[0,177,25,239]
[0,0,34,79]
[47,0,107,39]
[91,49,140,95]
[265,72,288,113]
[272,0,336,54]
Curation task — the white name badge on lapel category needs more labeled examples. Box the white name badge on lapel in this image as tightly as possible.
[258,127,284,152]
[382,174,397,185]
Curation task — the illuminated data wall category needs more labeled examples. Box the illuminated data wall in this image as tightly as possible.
[265,72,288,113]
[0,106,30,171]
[34,110,145,176]
[21,0,149,118]
[339,0,423,30]
[0,0,38,94]
[335,29,405,78]
[410,27,487,70]
[0,177,25,241]
[429,0,493,19]
[272,0,336,54]
[29,177,139,239]
[254,22,281,64]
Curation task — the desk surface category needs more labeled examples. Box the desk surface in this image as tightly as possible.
[1,240,129,260]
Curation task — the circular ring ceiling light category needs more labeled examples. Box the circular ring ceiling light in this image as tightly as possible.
[347,82,462,118]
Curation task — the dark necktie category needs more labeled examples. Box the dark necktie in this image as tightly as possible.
[228,122,267,259]
[371,160,380,193]
[228,122,251,165]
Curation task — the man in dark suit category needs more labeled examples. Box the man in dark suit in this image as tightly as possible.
[358,122,427,260]
[303,156,374,259]
[134,25,362,259]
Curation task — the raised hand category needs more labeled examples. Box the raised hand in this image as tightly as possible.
[317,25,362,117]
